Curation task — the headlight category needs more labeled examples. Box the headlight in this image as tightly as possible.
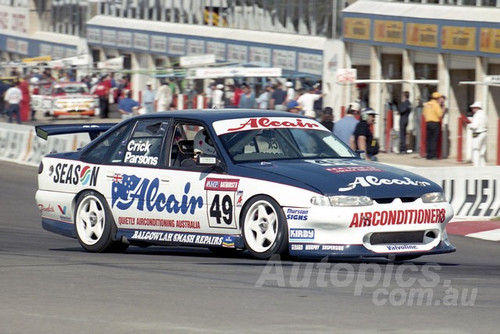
[421,192,447,203]
[311,195,373,207]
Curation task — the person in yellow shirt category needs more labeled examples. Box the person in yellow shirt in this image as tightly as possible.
[423,92,445,160]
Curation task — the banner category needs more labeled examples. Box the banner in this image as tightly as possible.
[374,20,403,44]
[441,26,476,51]
[406,23,438,48]
[343,17,371,41]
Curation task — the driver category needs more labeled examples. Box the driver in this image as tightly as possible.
[181,129,216,168]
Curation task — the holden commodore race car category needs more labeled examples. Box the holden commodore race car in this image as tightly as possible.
[35,110,455,260]
[31,81,98,117]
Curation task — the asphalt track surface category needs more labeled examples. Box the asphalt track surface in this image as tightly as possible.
[1,160,499,334]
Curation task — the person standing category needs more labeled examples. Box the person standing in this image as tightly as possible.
[423,92,445,160]
[156,80,172,111]
[142,82,156,114]
[297,87,326,119]
[4,80,23,124]
[238,84,256,109]
[256,85,271,109]
[118,90,140,119]
[468,101,488,166]
[398,91,412,154]
[334,101,360,145]
[320,107,334,131]
[212,84,225,109]
[351,108,378,161]
[269,82,286,111]
[94,76,110,118]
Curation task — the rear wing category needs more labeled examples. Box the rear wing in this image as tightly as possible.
[35,123,117,141]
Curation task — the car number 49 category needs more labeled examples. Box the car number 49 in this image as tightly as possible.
[208,193,236,228]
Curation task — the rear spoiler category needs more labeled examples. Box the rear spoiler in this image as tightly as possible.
[35,123,117,141]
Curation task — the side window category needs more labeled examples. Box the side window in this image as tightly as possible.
[169,123,216,168]
[109,119,169,167]
[81,123,131,163]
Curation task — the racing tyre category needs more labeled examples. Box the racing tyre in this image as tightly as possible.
[241,195,288,259]
[75,191,127,253]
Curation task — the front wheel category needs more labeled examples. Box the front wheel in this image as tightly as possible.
[75,191,127,253]
[241,195,288,259]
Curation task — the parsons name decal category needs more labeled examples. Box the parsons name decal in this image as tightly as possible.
[227,117,319,132]
[339,175,431,192]
[111,174,203,214]
[52,163,99,186]
[124,139,158,165]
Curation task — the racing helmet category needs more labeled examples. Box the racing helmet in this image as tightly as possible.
[193,130,216,155]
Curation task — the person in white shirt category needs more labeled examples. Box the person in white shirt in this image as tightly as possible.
[468,101,488,166]
[155,80,172,111]
[212,84,225,109]
[256,85,271,109]
[4,81,23,124]
[285,81,295,102]
[297,87,326,119]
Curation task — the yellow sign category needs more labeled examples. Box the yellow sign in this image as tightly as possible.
[343,18,371,40]
[374,20,403,44]
[441,26,476,51]
[22,56,52,63]
[406,23,438,48]
[480,28,500,54]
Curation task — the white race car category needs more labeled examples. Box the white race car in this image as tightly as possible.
[35,110,455,260]
[31,81,98,117]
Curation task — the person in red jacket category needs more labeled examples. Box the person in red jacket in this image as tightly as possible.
[94,75,110,118]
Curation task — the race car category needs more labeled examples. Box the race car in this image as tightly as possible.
[31,81,98,117]
[35,110,455,260]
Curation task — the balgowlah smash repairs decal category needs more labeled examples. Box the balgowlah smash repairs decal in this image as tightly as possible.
[124,139,158,165]
[129,230,225,246]
[51,163,100,186]
[339,175,431,192]
[349,208,446,228]
[111,174,203,214]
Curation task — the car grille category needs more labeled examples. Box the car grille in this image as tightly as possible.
[370,231,436,245]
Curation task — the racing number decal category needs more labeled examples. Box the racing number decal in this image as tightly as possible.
[209,194,233,225]
[205,178,240,229]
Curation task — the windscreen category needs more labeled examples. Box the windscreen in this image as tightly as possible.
[218,127,355,162]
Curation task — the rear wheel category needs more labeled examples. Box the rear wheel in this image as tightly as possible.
[75,191,128,253]
[241,196,288,259]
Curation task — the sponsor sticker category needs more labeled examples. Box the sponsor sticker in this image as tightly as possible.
[286,208,309,221]
[326,166,383,173]
[290,228,315,240]
[204,178,239,191]
[349,209,446,228]
[339,175,431,192]
[112,174,203,215]
[213,117,325,135]
[51,163,100,186]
